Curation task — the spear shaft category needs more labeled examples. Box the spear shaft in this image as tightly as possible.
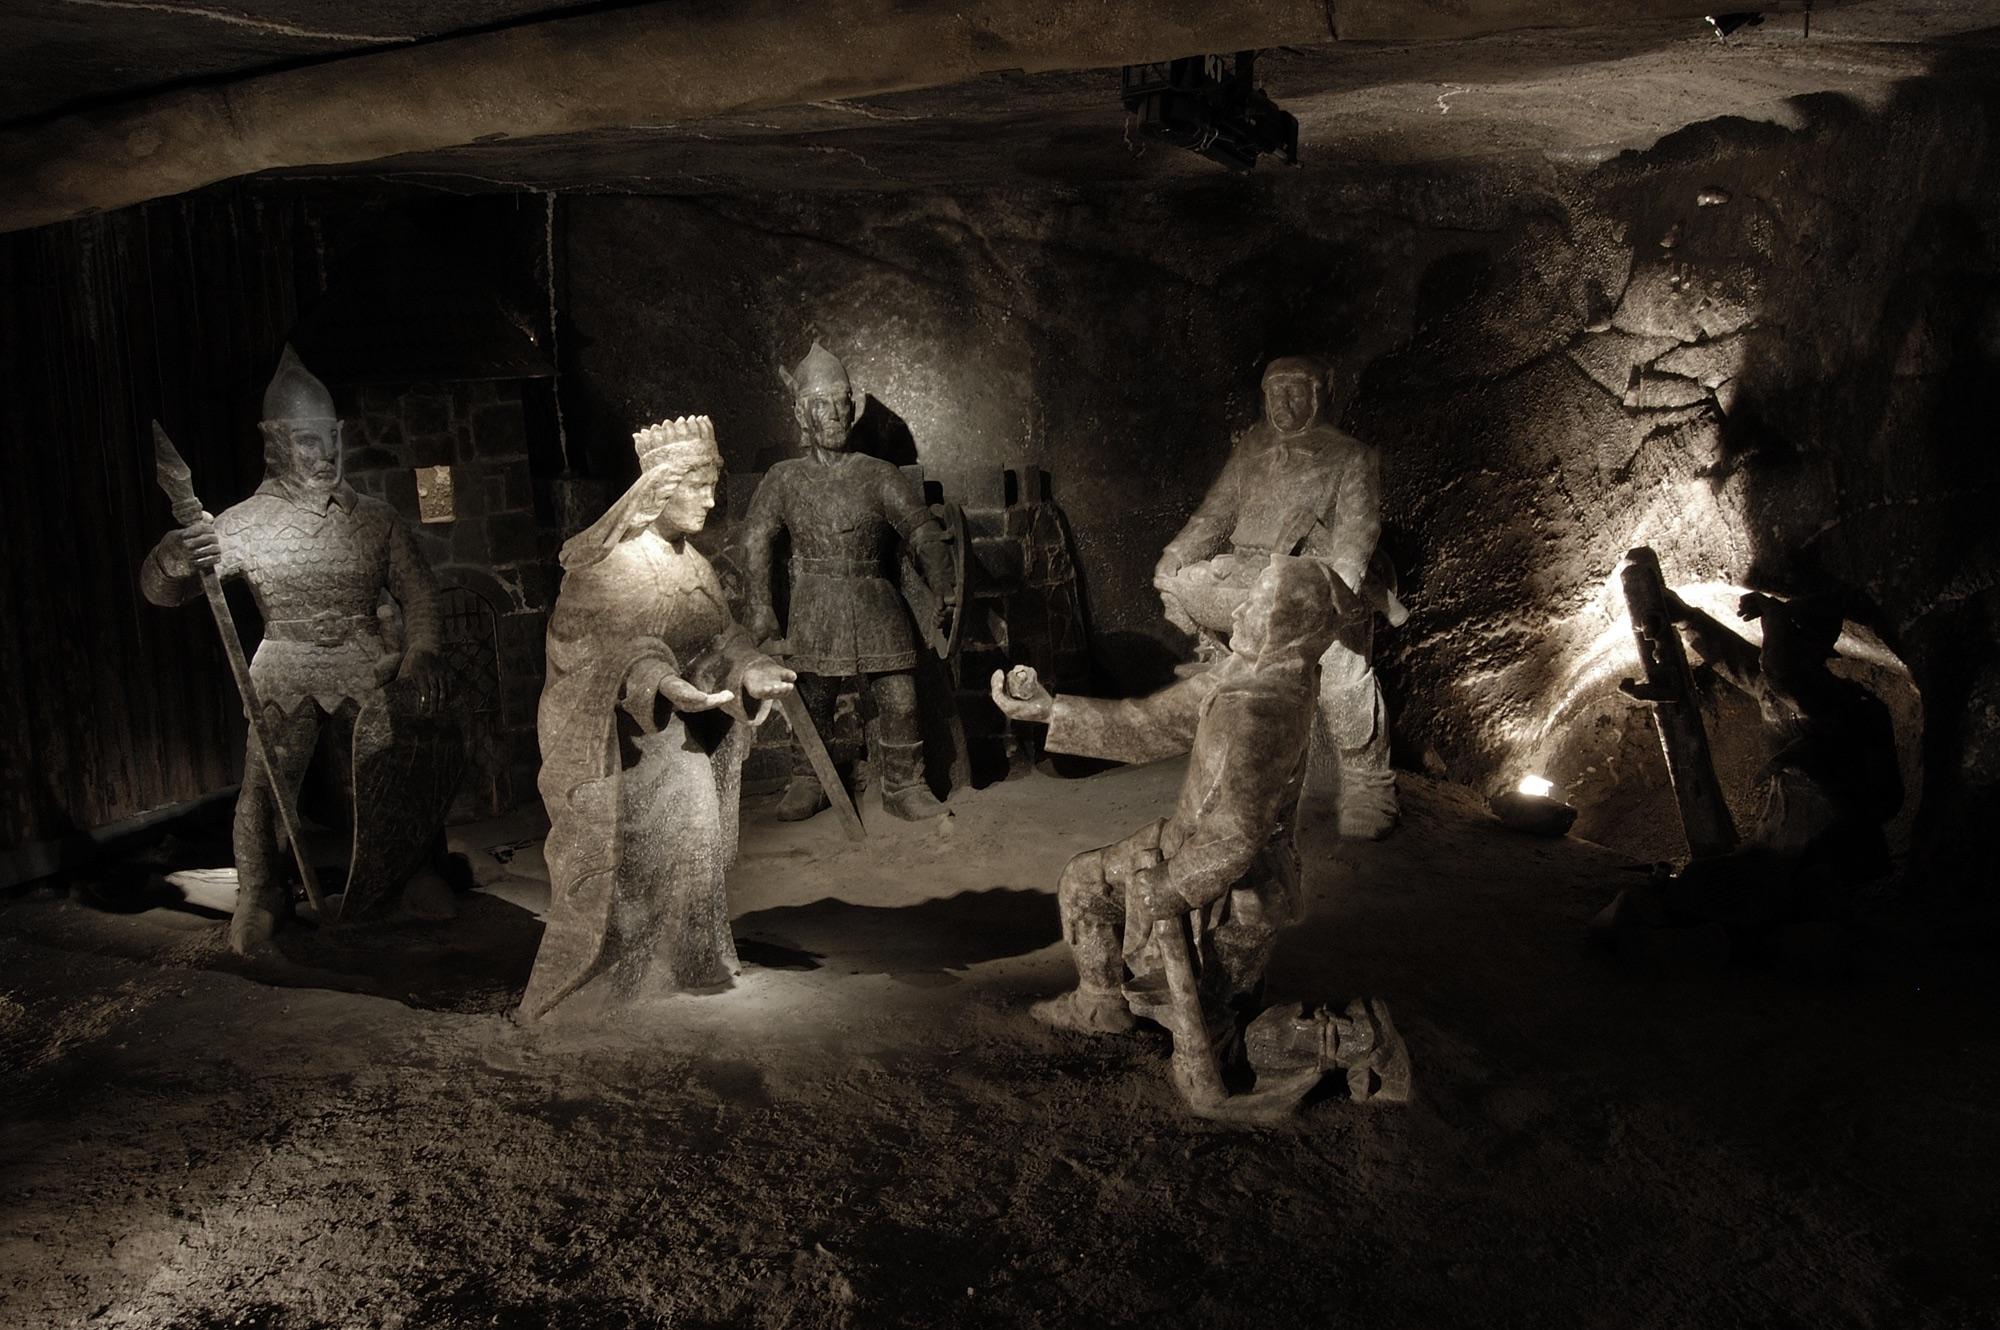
[152,421,329,921]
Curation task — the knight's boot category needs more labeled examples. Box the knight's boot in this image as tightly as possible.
[228,869,292,956]
[228,787,295,956]
[1030,985,1136,1034]
[776,773,831,822]
[1315,632,1399,840]
[1336,763,1400,841]
[399,865,458,921]
[879,740,947,821]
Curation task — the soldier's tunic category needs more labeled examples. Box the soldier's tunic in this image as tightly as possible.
[739,451,939,675]
[139,477,442,923]
[1165,419,1382,601]
[140,479,440,714]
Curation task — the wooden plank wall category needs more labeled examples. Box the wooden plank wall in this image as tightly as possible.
[0,187,318,853]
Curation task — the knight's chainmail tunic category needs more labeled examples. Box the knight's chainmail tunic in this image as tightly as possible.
[140,479,440,714]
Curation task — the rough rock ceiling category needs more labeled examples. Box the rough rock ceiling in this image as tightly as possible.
[266,3,2000,197]
[0,0,1996,227]
[0,1,609,125]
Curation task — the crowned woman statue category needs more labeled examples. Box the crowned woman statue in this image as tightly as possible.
[518,415,796,1022]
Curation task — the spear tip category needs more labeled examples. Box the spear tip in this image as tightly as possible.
[151,420,199,518]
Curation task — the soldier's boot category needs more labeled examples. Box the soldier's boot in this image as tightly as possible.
[1034,860,1135,1033]
[871,672,947,820]
[775,774,831,822]
[1313,624,1399,840]
[1030,986,1136,1034]
[226,709,318,956]
[399,866,458,921]
[228,799,294,957]
[1336,760,1400,841]
[879,742,947,821]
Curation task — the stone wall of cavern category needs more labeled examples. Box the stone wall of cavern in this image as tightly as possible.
[564,70,2000,888]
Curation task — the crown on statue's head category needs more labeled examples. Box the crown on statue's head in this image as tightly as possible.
[633,414,720,472]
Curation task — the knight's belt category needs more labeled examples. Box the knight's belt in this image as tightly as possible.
[264,612,379,647]
[790,556,884,578]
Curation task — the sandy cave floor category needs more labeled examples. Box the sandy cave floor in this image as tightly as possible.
[2,761,1998,1329]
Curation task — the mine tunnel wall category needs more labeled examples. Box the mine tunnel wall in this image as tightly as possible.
[561,77,1999,886]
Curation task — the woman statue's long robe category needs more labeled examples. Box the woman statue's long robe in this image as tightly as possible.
[518,525,772,1021]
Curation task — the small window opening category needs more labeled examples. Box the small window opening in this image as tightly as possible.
[415,465,455,523]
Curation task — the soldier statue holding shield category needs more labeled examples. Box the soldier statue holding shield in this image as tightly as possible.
[738,342,958,822]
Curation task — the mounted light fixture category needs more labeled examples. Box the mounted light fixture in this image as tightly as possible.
[1119,51,1299,171]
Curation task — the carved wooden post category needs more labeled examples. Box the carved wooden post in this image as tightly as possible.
[1619,546,1738,859]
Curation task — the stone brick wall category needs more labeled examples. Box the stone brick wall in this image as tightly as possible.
[343,379,557,818]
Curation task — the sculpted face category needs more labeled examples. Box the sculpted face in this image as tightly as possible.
[265,420,343,499]
[796,389,855,452]
[1263,376,1321,436]
[634,462,720,535]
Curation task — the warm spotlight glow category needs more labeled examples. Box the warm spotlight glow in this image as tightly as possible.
[1517,775,1556,798]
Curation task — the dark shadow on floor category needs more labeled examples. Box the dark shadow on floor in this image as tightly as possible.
[252,892,543,1014]
[733,937,825,971]
[3,875,544,1016]
[734,886,1060,978]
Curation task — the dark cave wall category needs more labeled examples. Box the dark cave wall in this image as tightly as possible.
[561,187,1411,689]
[0,190,315,864]
[1350,80,2000,885]
[564,73,2000,882]
[0,191,564,862]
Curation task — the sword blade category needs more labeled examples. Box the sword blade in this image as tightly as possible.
[776,689,866,842]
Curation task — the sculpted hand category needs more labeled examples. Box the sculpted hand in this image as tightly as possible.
[660,676,736,714]
[1738,592,1778,622]
[989,665,1054,723]
[169,514,222,574]
[1131,865,1188,922]
[741,659,797,701]
[742,605,781,646]
[397,648,445,716]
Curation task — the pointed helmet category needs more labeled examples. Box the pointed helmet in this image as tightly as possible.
[784,341,852,400]
[262,345,337,424]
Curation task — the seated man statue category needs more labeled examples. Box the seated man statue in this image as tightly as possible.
[1595,589,1904,967]
[1154,355,1405,840]
[992,557,1409,1115]
[139,347,445,954]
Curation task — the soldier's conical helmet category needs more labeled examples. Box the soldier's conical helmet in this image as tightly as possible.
[262,345,337,423]
[789,341,851,398]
